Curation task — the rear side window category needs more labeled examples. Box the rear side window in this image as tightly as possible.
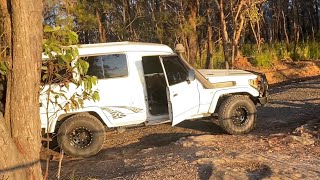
[84,54,128,79]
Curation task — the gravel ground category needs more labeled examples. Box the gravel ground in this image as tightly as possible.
[47,77,320,180]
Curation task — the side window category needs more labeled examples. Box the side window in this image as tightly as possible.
[142,56,163,74]
[84,54,128,79]
[162,56,188,85]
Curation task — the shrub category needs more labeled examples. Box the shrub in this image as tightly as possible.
[254,49,276,68]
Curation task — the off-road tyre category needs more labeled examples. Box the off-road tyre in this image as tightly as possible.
[57,114,106,157]
[218,95,257,135]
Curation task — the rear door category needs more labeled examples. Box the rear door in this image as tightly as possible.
[83,54,147,126]
[160,56,200,126]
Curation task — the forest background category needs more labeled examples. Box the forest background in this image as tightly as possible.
[36,0,320,69]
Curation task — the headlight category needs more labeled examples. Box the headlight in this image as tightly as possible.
[249,78,259,89]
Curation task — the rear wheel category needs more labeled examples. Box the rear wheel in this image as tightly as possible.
[218,95,257,135]
[57,114,106,157]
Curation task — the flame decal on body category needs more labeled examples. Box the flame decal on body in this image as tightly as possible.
[101,106,143,119]
[113,106,143,113]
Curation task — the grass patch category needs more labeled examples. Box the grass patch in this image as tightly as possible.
[196,42,320,69]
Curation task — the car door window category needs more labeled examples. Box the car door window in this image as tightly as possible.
[162,56,188,86]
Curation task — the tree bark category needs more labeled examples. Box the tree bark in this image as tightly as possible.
[281,10,290,47]
[187,0,199,66]
[315,0,320,36]
[231,14,245,68]
[250,20,261,52]
[205,0,214,69]
[219,0,230,69]
[293,0,300,59]
[0,0,43,179]
[0,115,28,179]
[96,9,106,43]
[230,0,246,69]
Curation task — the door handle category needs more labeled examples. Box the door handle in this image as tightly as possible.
[173,93,178,97]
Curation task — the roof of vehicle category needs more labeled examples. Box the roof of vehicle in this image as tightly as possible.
[77,41,174,56]
[43,42,174,59]
[42,41,174,58]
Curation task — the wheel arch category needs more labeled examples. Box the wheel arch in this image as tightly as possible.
[208,87,259,114]
[48,107,113,133]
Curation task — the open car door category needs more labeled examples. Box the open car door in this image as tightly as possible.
[160,55,200,126]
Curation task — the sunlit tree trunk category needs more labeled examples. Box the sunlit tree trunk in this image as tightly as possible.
[0,0,43,179]
[206,0,214,69]
[218,0,231,69]
[187,0,199,66]
[96,9,106,43]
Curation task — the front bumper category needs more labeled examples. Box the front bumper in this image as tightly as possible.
[246,70,269,105]
[258,73,269,105]
[258,96,268,105]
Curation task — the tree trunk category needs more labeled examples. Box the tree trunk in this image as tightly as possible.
[293,0,300,59]
[205,0,214,69]
[315,0,320,36]
[96,9,106,43]
[187,0,199,66]
[230,0,245,69]
[0,115,28,179]
[0,0,43,179]
[250,18,262,53]
[282,10,290,47]
[231,15,245,68]
[218,0,230,69]
[122,0,127,40]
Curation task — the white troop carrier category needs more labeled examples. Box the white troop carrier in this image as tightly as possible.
[40,42,268,157]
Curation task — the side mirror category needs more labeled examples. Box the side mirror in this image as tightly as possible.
[187,69,195,82]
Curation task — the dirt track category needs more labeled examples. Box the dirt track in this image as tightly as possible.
[47,77,320,180]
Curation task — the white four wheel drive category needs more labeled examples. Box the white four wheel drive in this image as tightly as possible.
[41,42,268,157]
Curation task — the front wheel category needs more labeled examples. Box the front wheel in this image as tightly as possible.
[218,95,257,135]
[57,114,106,157]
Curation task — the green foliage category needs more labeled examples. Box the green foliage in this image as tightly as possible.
[308,42,320,59]
[239,42,320,68]
[195,46,225,69]
[241,44,256,57]
[0,61,7,78]
[253,50,276,68]
[240,44,277,68]
[292,45,309,61]
[273,44,291,60]
[245,3,262,23]
[290,42,320,60]
[151,41,320,70]
[0,31,8,80]
[267,42,320,61]
[212,48,226,69]
[72,0,98,31]
[42,26,99,113]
